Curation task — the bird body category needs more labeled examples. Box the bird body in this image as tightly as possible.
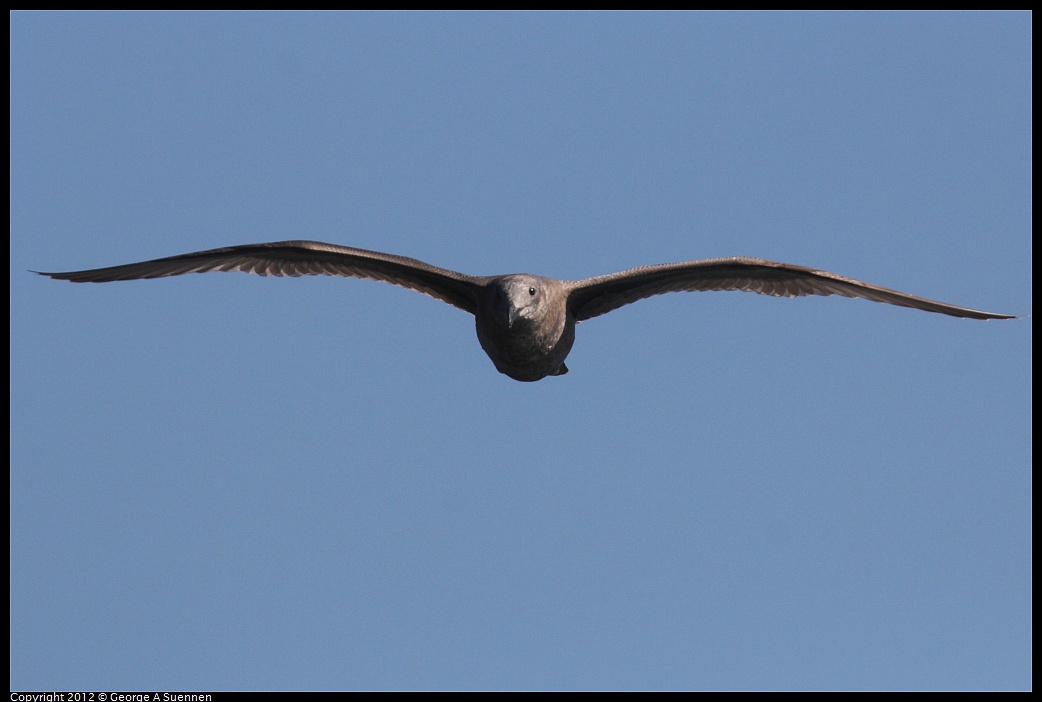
[37,240,1013,381]
[475,275,574,381]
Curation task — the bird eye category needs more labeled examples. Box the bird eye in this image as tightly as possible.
[529,287,536,296]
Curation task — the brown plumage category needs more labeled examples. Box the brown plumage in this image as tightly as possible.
[36,240,1014,381]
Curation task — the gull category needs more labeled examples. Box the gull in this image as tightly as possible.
[37,240,1014,381]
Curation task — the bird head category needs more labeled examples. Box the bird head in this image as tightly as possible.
[493,275,547,329]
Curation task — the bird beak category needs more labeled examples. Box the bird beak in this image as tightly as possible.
[507,303,521,328]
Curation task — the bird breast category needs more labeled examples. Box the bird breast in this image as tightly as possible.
[474,310,575,382]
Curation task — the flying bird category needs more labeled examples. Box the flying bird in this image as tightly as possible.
[37,240,1013,381]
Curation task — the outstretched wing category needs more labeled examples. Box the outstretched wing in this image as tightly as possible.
[36,240,488,315]
[567,257,1013,321]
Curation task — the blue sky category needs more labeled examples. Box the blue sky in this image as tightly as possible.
[10,12,1031,691]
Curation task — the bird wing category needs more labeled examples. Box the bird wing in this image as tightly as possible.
[566,257,1013,322]
[36,240,487,314]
